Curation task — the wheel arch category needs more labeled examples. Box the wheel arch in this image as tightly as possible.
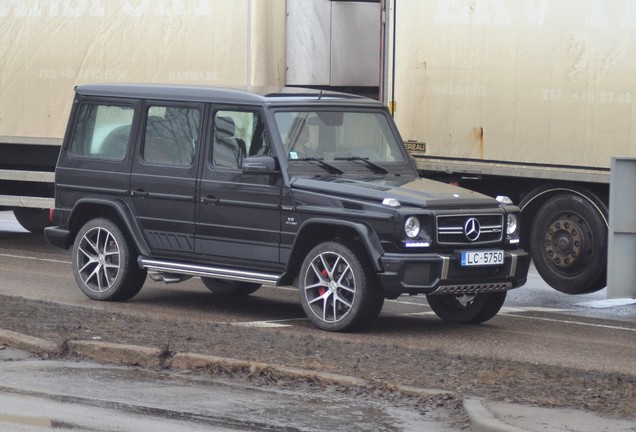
[67,197,150,256]
[519,184,609,251]
[280,218,384,286]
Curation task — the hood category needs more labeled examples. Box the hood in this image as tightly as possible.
[290,176,498,208]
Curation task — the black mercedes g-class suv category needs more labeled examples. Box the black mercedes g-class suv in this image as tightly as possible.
[45,84,529,331]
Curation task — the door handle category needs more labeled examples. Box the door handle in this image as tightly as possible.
[200,196,219,205]
[131,189,149,198]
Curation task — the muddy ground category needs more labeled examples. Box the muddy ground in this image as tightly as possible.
[0,294,634,427]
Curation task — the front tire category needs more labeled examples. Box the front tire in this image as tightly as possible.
[201,278,261,296]
[298,241,384,332]
[530,193,607,294]
[426,291,507,324]
[72,218,146,301]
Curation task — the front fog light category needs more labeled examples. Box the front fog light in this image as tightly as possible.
[405,216,420,238]
[507,214,518,235]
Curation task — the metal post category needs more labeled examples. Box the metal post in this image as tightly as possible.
[607,157,636,299]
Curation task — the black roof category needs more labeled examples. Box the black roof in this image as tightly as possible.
[74,83,381,107]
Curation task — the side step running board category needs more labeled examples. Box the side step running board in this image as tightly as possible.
[138,257,282,286]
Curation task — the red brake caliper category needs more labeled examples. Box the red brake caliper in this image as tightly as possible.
[318,269,328,296]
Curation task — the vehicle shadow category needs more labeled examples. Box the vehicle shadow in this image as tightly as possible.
[131,283,307,324]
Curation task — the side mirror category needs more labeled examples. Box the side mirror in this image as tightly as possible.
[242,155,278,175]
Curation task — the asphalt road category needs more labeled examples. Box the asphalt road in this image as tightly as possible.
[0,211,634,377]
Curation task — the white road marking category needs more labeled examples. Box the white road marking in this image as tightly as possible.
[391,301,636,333]
[0,413,52,428]
[226,318,307,328]
[396,311,437,317]
[500,312,636,332]
[0,253,70,265]
[392,299,427,307]
[575,298,636,309]
[500,306,569,313]
[231,321,293,328]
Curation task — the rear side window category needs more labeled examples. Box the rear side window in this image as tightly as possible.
[69,104,134,160]
[142,105,200,166]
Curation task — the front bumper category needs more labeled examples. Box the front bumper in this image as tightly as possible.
[378,249,530,298]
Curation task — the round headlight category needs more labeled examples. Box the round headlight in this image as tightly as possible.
[405,216,421,238]
[507,214,518,235]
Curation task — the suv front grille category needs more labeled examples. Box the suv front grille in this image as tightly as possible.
[436,214,503,245]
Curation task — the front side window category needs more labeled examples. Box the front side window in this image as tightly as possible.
[142,106,200,166]
[212,110,270,170]
[70,103,134,160]
[274,110,405,163]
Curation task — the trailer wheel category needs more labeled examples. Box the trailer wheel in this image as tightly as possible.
[201,278,261,296]
[426,291,507,324]
[72,218,146,301]
[13,208,50,233]
[531,193,607,294]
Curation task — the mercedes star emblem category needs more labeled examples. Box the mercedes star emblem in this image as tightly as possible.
[464,217,481,242]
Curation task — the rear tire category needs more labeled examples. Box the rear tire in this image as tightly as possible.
[72,218,146,301]
[426,291,507,324]
[201,278,261,296]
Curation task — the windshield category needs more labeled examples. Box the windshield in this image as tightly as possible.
[274,110,406,164]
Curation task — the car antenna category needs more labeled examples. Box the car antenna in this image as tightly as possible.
[318,89,323,100]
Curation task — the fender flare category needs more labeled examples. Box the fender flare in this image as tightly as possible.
[284,218,385,281]
[68,196,150,256]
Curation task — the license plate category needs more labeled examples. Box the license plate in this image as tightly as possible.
[461,250,504,266]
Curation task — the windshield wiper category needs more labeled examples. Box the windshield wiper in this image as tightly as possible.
[334,156,388,174]
[299,157,344,175]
